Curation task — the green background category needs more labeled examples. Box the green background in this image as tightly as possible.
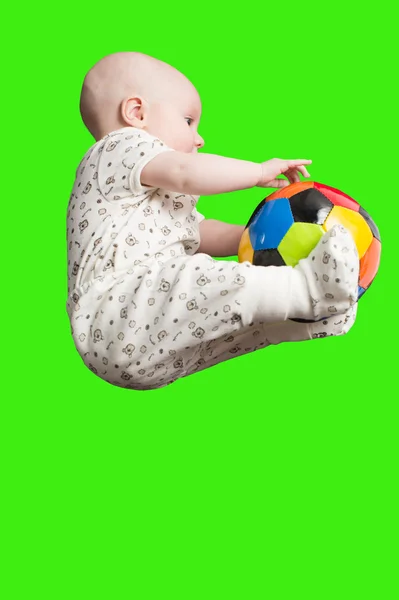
[2,1,397,598]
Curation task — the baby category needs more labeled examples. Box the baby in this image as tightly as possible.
[66,51,359,390]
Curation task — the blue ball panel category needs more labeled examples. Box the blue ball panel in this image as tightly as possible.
[358,285,366,299]
[249,198,294,250]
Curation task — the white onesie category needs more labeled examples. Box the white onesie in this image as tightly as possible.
[66,127,357,390]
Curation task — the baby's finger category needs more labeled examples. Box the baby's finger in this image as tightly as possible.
[297,165,311,178]
[288,159,312,167]
[273,178,290,188]
[286,168,300,183]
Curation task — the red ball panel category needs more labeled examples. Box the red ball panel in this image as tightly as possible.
[314,182,360,212]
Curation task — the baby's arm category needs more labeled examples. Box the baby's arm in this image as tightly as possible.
[196,220,245,256]
[141,149,311,256]
[141,151,262,195]
[141,151,311,195]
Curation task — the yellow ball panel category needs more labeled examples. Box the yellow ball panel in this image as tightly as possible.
[323,206,373,259]
[238,227,254,263]
[278,223,324,267]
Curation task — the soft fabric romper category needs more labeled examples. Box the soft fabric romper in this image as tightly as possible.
[66,127,357,390]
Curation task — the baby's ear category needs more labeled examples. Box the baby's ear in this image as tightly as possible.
[121,96,147,128]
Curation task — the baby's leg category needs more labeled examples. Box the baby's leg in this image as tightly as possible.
[70,224,358,390]
[181,303,358,381]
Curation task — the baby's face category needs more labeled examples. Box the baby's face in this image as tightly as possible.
[143,82,205,154]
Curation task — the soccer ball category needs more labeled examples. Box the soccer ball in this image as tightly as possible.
[238,181,381,301]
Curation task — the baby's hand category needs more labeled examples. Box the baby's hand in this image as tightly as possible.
[257,158,312,188]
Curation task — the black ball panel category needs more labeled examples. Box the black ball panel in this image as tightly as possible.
[289,189,333,224]
[253,248,286,267]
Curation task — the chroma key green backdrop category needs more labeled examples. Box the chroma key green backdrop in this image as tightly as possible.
[2,1,397,599]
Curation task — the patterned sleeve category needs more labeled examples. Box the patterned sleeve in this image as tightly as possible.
[194,207,206,223]
[97,128,175,201]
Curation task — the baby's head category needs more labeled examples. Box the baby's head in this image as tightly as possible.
[80,52,205,153]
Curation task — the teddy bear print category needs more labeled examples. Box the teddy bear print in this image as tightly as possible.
[192,327,205,339]
[72,262,79,276]
[83,182,92,194]
[105,175,115,185]
[173,200,184,210]
[197,275,211,286]
[120,371,133,381]
[122,343,135,358]
[157,330,168,342]
[228,346,241,355]
[143,206,154,217]
[106,140,120,152]
[93,328,104,343]
[230,314,242,325]
[186,299,198,311]
[125,234,139,246]
[161,226,171,236]
[233,275,245,286]
[159,279,171,292]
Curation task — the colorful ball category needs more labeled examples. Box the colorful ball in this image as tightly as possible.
[238,181,381,301]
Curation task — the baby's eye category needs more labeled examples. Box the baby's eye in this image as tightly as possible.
[185,117,193,126]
